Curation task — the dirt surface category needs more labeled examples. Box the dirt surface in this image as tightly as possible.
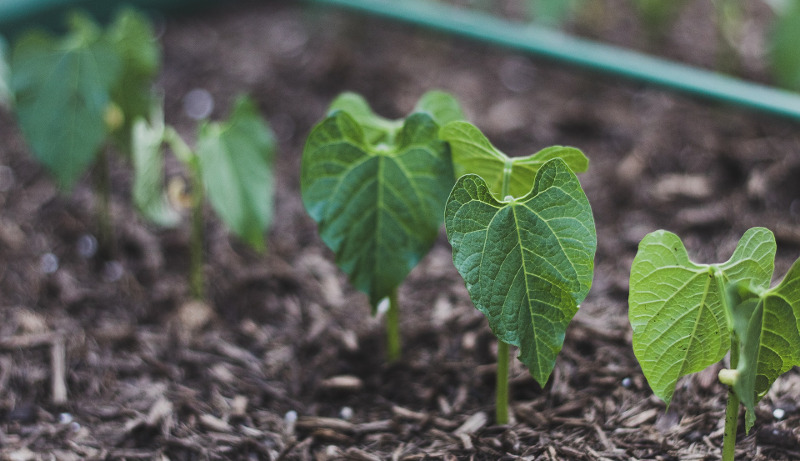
[1,1,800,459]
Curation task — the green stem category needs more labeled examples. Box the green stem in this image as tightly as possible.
[94,147,115,259]
[385,288,401,362]
[496,340,510,425]
[722,338,741,461]
[189,169,205,300]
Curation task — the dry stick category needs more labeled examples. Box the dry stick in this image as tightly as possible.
[0,332,67,404]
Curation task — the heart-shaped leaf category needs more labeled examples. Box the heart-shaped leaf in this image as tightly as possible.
[629,227,776,405]
[197,95,276,252]
[10,15,121,189]
[441,121,587,198]
[301,109,454,308]
[445,158,596,385]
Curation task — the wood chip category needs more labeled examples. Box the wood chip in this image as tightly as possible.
[320,375,364,392]
[454,412,487,436]
[622,408,659,427]
[200,414,232,433]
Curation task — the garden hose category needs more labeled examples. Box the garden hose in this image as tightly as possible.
[307,0,800,122]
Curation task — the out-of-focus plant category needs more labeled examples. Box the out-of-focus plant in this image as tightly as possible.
[525,0,586,27]
[630,0,689,44]
[133,96,276,300]
[8,8,160,254]
[768,0,800,92]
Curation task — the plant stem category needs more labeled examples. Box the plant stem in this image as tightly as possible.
[94,147,115,259]
[496,340,510,425]
[722,339,741,461]
[189,170,205,300]
[385,288,401,362]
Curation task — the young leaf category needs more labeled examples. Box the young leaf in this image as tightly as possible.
[196,95,276,252]
[445,158,595,385]
[131,102,180,227]
[726,258,800,432]
[106,7,161,149]
[628,228,776,405]
[413,90,465,127]
[10,18,122,188]
[301,109,454,309]
[441,121,587,198]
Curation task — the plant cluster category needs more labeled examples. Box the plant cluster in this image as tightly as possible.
[301,90,799,457]
[1,5,797,459]
[1,8,277,301]
[301,92,596,423]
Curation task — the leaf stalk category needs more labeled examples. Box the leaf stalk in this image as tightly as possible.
[385,289,401,362]
[496,340,510,425]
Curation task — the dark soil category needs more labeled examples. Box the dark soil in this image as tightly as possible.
[1,1,799,459]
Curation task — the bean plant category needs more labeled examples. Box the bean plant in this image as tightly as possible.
[132,95,276,300]
[629,228,800,460]
[7,8,160,254]
[301,91,464,362]
[443,121,596,424]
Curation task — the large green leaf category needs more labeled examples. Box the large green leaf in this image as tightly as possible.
[726,257,800,433]
[445,159,595,385]
[197,96,276,252]
[10,17,121,189]
[131,102,180,228]
[628,228,776,405]
[301,109,454,308]
[106,7,161,150]
[441,121,587,199]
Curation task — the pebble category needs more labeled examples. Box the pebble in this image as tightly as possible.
[76,234,98,259]
[40,253,59,274]
[773,408,786,420]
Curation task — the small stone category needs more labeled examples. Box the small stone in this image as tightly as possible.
[621,377,632,388]
[773,408,786,420]
[40,253,59,274]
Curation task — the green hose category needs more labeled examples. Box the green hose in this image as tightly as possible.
[308,0,800,122]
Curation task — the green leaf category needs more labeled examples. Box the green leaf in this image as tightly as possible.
[769,0,800,91]
[106,7,161,150]
[10,19,121,189]
[441,121,588,199]
[197,95,276,252]
[628,228,776,405]
[413,90,465,127]
[725,282,764,433]
[131,102,180,227]
[327,92,401,146]
[301,109,454,308]
[445,159,596,385]
[726,257,800,433]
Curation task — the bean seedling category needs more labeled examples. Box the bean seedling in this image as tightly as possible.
[628,227,800,460]
[301,91,463,362]
[443,121,596,424]
[132,95,276,300]
[8,8,160,254]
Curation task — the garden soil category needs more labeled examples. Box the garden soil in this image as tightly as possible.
[1,0,799,459]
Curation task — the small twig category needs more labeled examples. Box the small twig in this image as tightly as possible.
[0,331,68,404]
